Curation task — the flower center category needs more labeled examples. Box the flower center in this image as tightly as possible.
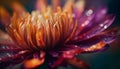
[7,7,77,51]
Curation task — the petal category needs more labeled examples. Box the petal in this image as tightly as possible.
[0,6,11,26]
[24,58,45,69]
[24,51,45,69]
[65,27,120,53]
[63,0,74,13]
[81,42,109,53]
[35,0,47,13]
[74,9,95,37]
[0,47,22,53]
[73,0,85,19]
[63,42,108,54]
[94,7,107,22]
[70,27,120,47]
[74,14,115,41]
[0,50,29,62]
[52,0,60,12]
[0,29,16,47]
[11,2,26,16]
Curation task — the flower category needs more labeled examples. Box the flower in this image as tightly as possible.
[0,0,120,69]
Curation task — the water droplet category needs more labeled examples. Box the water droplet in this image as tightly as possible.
[87,36,90,38]
[19,51,25,54]
[100,24,104,27]
[99,24,107,29]
[104,25,107,29]
[81,20,89,27]
[75,45,78,48]
[86,9,93,16]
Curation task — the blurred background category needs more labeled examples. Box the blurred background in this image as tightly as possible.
[0,0,120,69]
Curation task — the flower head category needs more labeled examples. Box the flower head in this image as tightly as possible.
[0,0,120,69]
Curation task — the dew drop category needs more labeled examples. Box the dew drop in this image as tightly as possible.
[99,24,108,29]
[104,25,108,29]
[99,24,104,27]
[86,9,93,16]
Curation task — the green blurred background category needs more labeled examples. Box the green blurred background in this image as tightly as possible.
[0,0,120,69]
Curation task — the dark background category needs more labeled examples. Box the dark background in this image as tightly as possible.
[0,0,120,69]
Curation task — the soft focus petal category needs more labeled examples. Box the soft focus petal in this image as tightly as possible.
[0,6,11,26]
[94,7,107,22]
[35,0,47,13]
[74,0,85,19]
[63,0,74,13]
[52,0,60,12]
[11,2,26,16]
[0,29,16,47]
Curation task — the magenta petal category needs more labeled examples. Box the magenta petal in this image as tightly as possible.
[73,34,115,47]
[74,11,95,36]
[68,27,120,48]
[94,7,107,22]
[74,14,115,41]
[0,50,30,63]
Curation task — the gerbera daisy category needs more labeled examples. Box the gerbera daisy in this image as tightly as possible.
[0,0,120,69]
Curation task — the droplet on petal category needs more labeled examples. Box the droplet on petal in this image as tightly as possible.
[86,9,93,16]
